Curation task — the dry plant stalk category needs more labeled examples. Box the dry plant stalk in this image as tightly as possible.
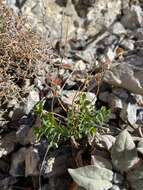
[0,3,51,104]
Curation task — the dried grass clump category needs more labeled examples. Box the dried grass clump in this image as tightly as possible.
[0,3,51,104]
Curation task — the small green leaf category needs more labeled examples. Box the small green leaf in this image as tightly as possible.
[34,95,111,148]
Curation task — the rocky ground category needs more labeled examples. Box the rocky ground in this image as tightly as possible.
[0,0,143,189]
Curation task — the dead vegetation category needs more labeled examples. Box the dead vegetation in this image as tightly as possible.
[0,3,51,105]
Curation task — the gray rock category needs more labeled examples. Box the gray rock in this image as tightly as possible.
[104,56,143,95]
[137,109,143,124]
[42,146,74,178]
[110,185,127,190]
[112,22,127,35]
[127,161,143,190]
[103,35,118,47]
[120,103,143,126]
[6,0,26,7]
[6,0,16,5]
[25,147,40,176]
[74,60,86,71]
[111,129,139,173]
[10,146,40,177]
[40,184,49,190]
[99,92,123,109]
[11,105,25,121]
[8,0,122,46]
[61,90,96,106]
[16,124,34,145]
[0,177,17,190]
[110,185,121,190]
[106,48,116,62]
[131,94,143,105]
[120,39,134,50]
[83,0,122,36]
[112,88,129,101]
[7,98,18,109]
[6,0,19,12]
[68,165,113,190]
[110,96,123,110]
[0,132,17,158]
[0,119,8,128]
[135,28,143,42]
[91,155,113,170]
[121,5,143,30]
[10,147,26,176]
[113,173,124,185]
[120,103,137,126]
[75,46,97,64]
[0,159,9,173]
[4,99,25,121]
[42,175,73,190]
[96,134,116,150]
[99,91,111,103]
[121,0,130,14]
[24,90,40,114]
[137,140,143,154]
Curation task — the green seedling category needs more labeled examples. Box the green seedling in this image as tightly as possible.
[34,94,111,148]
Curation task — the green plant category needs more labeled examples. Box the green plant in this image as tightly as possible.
[34,94,111,148]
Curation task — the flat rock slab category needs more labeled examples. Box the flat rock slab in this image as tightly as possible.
[104,56,143,95]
